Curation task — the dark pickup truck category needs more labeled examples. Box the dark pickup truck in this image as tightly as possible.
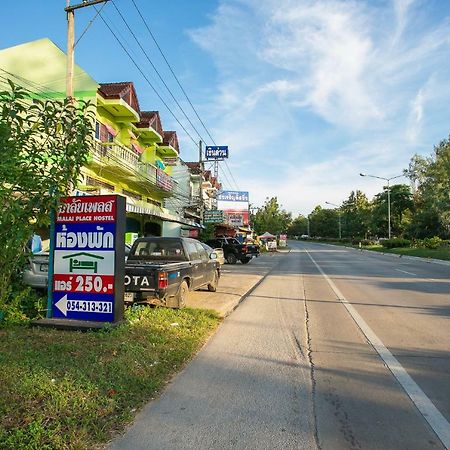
[124,237,220,308]
[206,237,260,264]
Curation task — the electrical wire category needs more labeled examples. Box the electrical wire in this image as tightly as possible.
[75,0,109,47]
[111,0,209,147]
[129,0,240,191]
[95,6,200,149]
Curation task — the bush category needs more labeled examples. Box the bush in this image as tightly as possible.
[422,236,443,249]
[380,238,411,249]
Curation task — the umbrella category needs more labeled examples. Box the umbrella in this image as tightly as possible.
[258,232,276,239]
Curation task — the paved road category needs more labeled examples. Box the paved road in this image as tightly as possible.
[109,242,450,450]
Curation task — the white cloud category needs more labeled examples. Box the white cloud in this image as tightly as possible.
[187,0,450,213]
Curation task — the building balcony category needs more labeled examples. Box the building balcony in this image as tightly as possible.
[87,140,176,197]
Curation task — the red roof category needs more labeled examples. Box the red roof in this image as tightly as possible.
[137,111,163,136]
[162,131,180,154]
[98,82,140,115]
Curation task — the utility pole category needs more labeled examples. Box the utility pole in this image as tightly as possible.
[65,0,110,98]
[199,140,204,222]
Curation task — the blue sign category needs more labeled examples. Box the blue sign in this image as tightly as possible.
[217,191,249,202]
[50,195,125,324]
[205,145,229,159]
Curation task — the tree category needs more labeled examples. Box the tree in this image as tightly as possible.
[370,184,413,238]
[287,214,308,236]
[0,82,94,311]
[308,206,339,238]
[406,138,450,238]
[341,190,370,238]
[252,197,292,235]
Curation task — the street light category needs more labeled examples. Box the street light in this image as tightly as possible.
[359,172,404,239]
[325,201,342,239]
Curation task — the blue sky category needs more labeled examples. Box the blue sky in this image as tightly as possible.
[1,0,450,215]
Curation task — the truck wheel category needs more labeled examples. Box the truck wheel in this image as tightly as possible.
[227,253,237,264]
[207,270,219,292]
[240,257,251,264]
[176,281,189,308]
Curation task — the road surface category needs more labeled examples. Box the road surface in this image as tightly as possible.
[110,241,450,449]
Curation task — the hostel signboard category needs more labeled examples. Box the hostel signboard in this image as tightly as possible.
[50,195,126,323]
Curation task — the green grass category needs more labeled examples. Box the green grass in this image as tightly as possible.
[361,245,450,260]
[0,306,220,450]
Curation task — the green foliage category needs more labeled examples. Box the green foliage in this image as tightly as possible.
[419,236,444,249]
[308,205,339,238]
[0,81,94,314]
[406,137,450,238]
[380,238,411,248]
[252,197,292,235]
[287,214,308,236]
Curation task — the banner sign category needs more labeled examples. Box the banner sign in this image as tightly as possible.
[163,157,178,166]
[51,195,125,323]
[217,191,249,202]
[205,145,229,159]
[156,169,173,192]
[217,191,250,227]
[226,213,244,227]
[204,210,225,224]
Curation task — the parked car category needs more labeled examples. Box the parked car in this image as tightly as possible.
[23,244,131,290]
[201,242,225,265]
[124,237,220,308]
[206,237,260,264]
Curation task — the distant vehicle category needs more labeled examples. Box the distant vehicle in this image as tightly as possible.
[124,237,220,308]
[23,244,131,290]
[206,237,260,264]
[201,242,225,265]
[301,235,310,239]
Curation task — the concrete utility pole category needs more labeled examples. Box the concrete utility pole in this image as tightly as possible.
[65,0,110,98]
[199,140,204,222]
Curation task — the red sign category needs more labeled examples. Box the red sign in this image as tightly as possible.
[57,195,117,223]
[53,274,115,295]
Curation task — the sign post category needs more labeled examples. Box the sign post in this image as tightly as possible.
[37,194,126,329]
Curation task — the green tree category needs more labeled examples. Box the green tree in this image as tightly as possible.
[406,138,450,238]
[309,205,339,238]
[370,184,413,238]
[287,214,308,236]
[0,82,94,312]
[252,197,292,235]
[341,190,370,238]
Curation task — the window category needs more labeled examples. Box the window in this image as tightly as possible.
[195,242,209,262]
[95,121,100,140]
[185,241,199,260]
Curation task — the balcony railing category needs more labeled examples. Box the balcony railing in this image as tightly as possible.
[89,140,175,194]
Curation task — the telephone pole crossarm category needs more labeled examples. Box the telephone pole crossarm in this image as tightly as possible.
[65,0,110,13]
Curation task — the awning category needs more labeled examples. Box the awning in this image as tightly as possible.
[155,159,166,170]
[104,123,117,137]
[132,143,144,154]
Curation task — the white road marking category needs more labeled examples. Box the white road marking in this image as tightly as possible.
[395,269,418,276]
[305,250,450,449]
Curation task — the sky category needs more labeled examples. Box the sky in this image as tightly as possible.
[1,0,450,215]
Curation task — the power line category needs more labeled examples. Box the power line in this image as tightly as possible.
[130,0,215,145]
[130,0,240,191]
[111,0,209,146]
[95,6,200,148]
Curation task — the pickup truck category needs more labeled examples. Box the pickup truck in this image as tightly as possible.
[124,237,220,308]
[205,237,260,264]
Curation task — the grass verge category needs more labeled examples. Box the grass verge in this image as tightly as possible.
[0,306,220,450]
[361,245,450,260]
[301,239,450,261]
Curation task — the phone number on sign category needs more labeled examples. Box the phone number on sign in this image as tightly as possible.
[66,300,112,313]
